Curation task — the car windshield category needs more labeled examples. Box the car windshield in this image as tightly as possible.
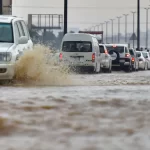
[136,52,141,57]
[62,41,92,52]
[0,23,13,43]
[142,52,148,58]
[129,49,134,56]
[106,46,124,53]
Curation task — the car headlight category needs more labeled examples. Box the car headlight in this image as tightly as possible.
[0,52,12,62]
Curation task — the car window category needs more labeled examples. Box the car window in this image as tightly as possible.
[106,46,124,53]
[62,41,92,52]
[129,49,135,56]
[0,23,13,43]
[14,22,20,42]
[125,47,128,53]
[136,52,141,57]
[99,45,105,53]
[16,21,25,36]
[142,52,148,58]
[21,21,30,39]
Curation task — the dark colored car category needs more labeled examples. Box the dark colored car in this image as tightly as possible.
[129,48,139,71]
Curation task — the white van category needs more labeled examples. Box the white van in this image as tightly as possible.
[59,33,101,73]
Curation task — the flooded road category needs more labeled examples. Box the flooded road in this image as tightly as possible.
[0,70,150,150]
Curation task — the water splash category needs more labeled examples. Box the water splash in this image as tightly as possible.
[14,44,71,86]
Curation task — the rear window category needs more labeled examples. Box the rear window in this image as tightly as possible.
[62,41,92,52]
[136,52,141,57]
[129,49,135,56]
[142,52,148,58]
[106,46,124,53]
[99,45,105,53]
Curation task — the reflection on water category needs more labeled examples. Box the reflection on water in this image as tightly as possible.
[0,85,150,150]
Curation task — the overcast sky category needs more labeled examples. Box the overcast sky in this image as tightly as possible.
[13,0,150,34]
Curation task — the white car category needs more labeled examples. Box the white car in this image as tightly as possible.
[59,33,101,73]
[0,15,33,80]
[99,44,112,73]
[136,51,147,70]
[142,51,150,70]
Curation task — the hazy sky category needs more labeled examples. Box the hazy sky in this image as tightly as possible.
[13,0,150,34]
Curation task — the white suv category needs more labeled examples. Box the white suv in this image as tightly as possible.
[0,15,33,80]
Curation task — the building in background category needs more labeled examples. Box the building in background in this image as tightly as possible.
[2,0,12,14]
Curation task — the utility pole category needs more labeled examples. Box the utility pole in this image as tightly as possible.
[145,8,150,49]
[105,21,109,43]
[117,16,122,43]
[123,14,129,43]
[131,11,136,48]
[110,19,115,43]
[137,0,140,50]
[64,0,68,35]
[0,0,2,15]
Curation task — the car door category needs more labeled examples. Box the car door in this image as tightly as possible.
[16,21,27,53]
[21,20,33,50]
[99,45,106,66]
[133,50,138,69]
[13,21,24,60]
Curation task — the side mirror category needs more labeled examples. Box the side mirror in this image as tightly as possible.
[18,36,28,44]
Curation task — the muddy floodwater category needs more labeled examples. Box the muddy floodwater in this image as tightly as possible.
[1,70,150,150]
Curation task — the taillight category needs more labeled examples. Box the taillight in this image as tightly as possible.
[132,57,135,61]
[125,53,130,57]
[104,49,108,54]
[92,53,95,62]
[59,53,63,60]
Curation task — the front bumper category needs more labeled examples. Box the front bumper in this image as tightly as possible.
[0,63,15,80]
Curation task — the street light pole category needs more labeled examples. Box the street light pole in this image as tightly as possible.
[64,0,68,35]
[123,14,129,43]
[105,21,109,43]
[131,11,136,48]
[117,16,122,43]
[110,19,115,43]
[137,0,140,50]
[144,8,150,49]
